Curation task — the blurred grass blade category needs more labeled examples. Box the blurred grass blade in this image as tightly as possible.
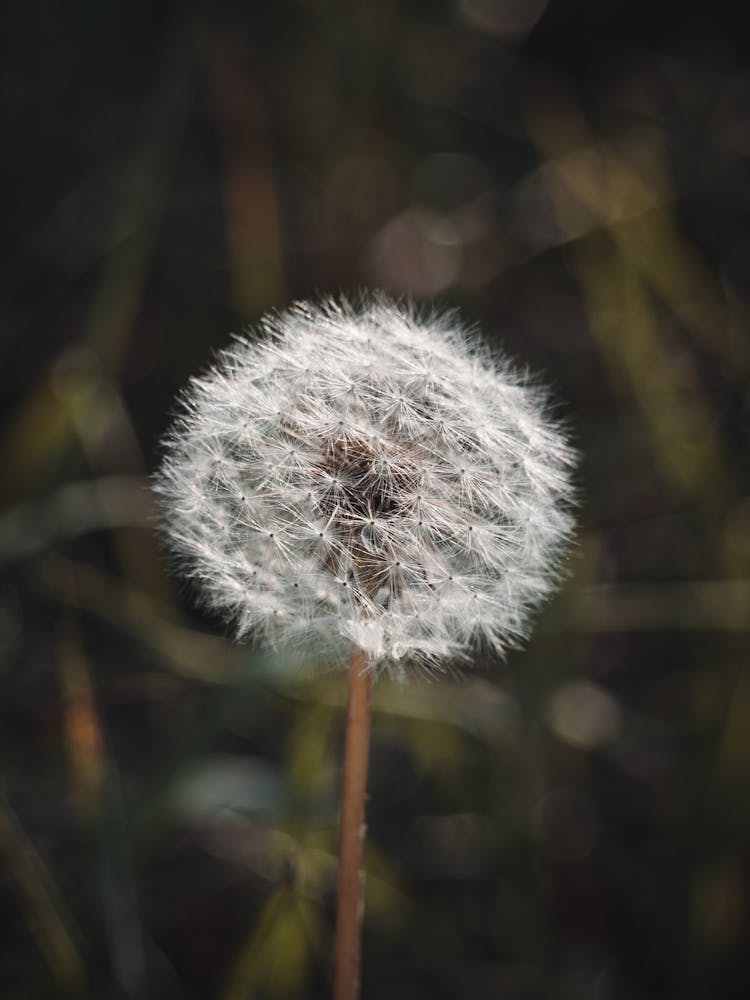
[58,626,105,824]
[198,26,285,316]
[42,554,234,682]
[0,794,88,995]
[0,476,150,567]
[0,33,191,504]
[222,889,318,1000]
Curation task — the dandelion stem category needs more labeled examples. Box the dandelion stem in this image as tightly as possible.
[333,646,372,1000]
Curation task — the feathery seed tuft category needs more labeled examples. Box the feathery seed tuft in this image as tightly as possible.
[154,297,576,675]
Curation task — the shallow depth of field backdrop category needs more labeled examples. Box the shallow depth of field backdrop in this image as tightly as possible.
[2,2,750,998]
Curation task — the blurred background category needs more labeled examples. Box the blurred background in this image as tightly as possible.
[2,1,749,997]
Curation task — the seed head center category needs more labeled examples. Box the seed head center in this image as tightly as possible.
[320,434,414,520]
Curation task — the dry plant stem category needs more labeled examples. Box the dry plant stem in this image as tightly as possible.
[333,647,373,1000]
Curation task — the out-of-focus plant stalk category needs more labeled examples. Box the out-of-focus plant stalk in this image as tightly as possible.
[0,795,87,995]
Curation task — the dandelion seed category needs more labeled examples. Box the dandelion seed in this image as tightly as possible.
[154,295,576,674]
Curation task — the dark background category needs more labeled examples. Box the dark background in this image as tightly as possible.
[2,2,749,998]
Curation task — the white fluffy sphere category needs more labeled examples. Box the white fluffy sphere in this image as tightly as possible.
[155,297,575,674]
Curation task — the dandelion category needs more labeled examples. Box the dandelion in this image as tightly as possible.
[156,297,574,671]
[154,295,576,1000]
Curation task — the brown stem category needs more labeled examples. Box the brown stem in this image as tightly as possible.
[333,647,372,1000]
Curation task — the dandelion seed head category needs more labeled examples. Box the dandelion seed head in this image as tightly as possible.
[154,296,576,674]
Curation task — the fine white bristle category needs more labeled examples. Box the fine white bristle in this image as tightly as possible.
[154,296,576,676]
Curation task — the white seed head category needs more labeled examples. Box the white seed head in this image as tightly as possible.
[154,296,576,675]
